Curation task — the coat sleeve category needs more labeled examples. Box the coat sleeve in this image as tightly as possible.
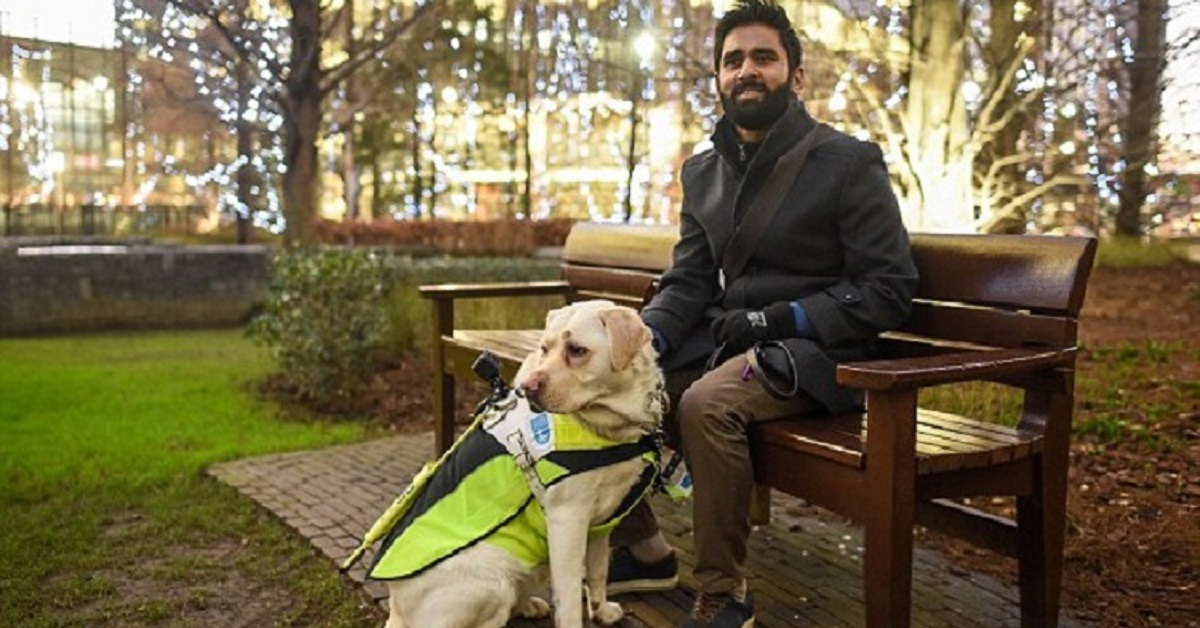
[798,141,918,348]
[640,159,722,354]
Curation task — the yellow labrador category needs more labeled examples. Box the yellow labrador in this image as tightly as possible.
[381,299,665,628]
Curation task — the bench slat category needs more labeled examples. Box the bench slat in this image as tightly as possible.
[450,330,540,363]
[562,265,658,302]
[562,222,676,270]
[900,301,1079,348]
[750,408,1039,475]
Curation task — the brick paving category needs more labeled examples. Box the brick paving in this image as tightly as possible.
[209,434,1085,627]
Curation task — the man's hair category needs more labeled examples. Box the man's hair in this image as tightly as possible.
[713,0,803,75]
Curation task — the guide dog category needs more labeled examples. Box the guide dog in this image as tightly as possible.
[379,300,665,628]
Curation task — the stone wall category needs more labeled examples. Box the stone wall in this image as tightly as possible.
[0,242,272,335]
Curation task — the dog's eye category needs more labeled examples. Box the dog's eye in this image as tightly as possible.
[566,343,588,359]
[540,344,549,355]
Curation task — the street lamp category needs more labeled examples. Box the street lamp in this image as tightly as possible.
[624,32,655,222]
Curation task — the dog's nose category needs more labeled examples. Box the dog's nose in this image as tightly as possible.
[519,372,544,393]
[519,373,547,409]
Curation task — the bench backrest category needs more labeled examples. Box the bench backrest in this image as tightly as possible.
[902,234,1097,353]
[558,223,1097,353]
[561,222,677,308]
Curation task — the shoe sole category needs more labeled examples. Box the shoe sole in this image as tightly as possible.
[605,575,679,595]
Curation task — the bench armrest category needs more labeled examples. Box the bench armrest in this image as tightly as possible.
[418,280,572,301]
[837,347,1076,391]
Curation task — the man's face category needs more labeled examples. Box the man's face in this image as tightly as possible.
[717,23,804,133]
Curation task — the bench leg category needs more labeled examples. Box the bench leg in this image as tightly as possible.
[862,390,917,628]
[749,483,771,525]
[1017,394,1071,628]
[430,299,456,457]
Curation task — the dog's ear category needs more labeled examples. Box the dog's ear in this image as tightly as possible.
[598,307,650,371]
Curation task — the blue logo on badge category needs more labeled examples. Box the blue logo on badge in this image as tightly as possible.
[530,413,551,447]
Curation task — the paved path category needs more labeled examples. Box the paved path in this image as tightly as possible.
[209,434,1084,627]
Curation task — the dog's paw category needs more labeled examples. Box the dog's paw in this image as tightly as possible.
[515,596,551,618]
[591,600,624,625]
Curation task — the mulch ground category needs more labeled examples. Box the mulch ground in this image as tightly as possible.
[274,261,1200,628]
[1052,262,1199,627]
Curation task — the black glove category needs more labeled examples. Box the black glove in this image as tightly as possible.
[709,302,796,357]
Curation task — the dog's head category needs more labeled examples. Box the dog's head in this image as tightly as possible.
[515,300,664,438]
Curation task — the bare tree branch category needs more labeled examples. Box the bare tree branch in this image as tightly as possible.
[166,0,285,79]
[319,2,437,96]
[976,173,1086,232]
[968,35,1036,153]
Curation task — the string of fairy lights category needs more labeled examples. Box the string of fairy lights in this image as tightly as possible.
[1,42,56,202]
[116,0,287,226]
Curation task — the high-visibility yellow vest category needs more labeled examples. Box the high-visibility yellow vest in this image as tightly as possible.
[366,396,659,581]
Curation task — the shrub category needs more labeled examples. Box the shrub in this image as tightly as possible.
[248,247,391,407]
[249,248,561,405]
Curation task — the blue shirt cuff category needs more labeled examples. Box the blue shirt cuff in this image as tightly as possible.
[648,325,669,354]
[790,301,818,340]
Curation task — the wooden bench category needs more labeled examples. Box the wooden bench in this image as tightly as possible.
[419,221,1097,628]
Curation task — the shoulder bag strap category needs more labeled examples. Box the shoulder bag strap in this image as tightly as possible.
[721,123,836,283]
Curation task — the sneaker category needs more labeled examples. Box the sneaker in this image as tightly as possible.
[679,591,755,628]
[606,546,679,595]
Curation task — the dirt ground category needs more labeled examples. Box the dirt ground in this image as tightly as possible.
[288,261,1200,627]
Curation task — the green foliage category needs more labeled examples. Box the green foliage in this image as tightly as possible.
[1095,237,1186,268]
[248,249,559,401]
[919,381,1023,426]
[1074,340,1190,449]
[249,247,392,406]
[382,255,560,352]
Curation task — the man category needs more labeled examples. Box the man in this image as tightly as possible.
[606,1,918,627]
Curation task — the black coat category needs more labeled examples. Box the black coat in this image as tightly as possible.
[641,99,918,412]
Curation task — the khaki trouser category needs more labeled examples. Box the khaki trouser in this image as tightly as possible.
[612,351,820,595]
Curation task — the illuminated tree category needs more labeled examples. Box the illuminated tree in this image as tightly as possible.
[119,0,435,245]
[809,0,1192,236]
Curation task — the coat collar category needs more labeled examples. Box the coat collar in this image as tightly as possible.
[711,97,819,173]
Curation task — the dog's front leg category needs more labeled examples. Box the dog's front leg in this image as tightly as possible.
[546,504,590,628]
[585,532,624,625]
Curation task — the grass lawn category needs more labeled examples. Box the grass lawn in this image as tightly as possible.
[0,329,384,627]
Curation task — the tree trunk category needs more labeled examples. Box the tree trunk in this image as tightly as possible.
[236,53,254,244]
[1117,0,1167,236]
[521,0,533,219]
[369,125,384,219]
[902,0,973,232]
[282,0,323,246]
[341,0,361,221]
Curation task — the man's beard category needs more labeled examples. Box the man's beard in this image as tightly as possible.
[720,80,792,131]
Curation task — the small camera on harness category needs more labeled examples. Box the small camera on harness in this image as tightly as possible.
[472,351,511,413]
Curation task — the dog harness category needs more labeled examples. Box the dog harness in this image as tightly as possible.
[363,392,659,581]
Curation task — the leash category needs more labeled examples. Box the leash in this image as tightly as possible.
[339,352,517,573]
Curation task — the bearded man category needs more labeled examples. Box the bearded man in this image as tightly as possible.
[604,2,919,626]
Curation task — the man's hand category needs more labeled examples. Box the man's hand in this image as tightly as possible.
[709,302,795,356]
